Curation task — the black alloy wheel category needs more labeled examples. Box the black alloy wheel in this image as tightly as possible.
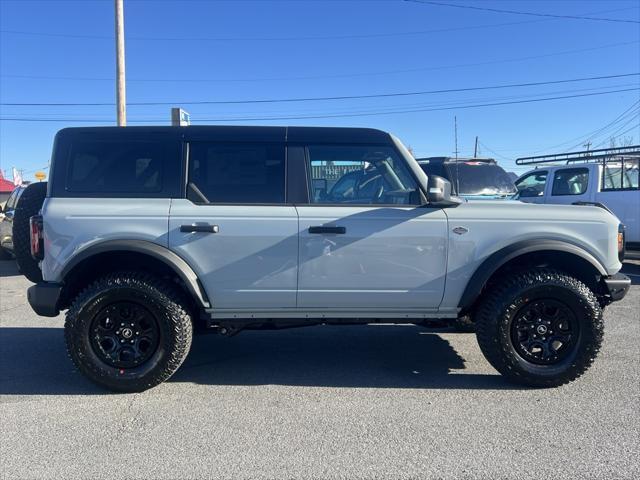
[89,301,160,369]
[510,299,579,365]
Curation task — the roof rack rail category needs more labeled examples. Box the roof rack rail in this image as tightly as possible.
[516,145,640,166]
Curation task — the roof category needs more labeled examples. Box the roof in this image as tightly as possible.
[416,156,496,164]
[0,171,16,193]
[55,126,393,145]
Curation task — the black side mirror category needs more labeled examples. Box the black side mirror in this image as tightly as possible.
[427,175,462,207]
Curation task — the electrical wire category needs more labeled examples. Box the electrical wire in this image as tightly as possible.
[2,73,638,107]
[4,40,637,84]
[1,87,637,123]
[2,5,637,41]
[405,1,640,24]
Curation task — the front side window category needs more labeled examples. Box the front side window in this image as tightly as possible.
[66,141,165,193]
[188,143,285,204]
[551,168,589,196]
[515,171,547,198]
[307,145,419,205]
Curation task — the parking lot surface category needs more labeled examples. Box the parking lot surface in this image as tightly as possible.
[1,259,639,479]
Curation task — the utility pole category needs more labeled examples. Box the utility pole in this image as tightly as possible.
[474,136,479,158]
[583,141,592,156]
[453,116,459,160]
[115,0,127,126]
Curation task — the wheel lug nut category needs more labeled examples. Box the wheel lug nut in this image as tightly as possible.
[130,340,134,344]
[120,339,124,343]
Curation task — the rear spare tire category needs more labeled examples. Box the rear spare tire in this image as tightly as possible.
[12,182,47,283]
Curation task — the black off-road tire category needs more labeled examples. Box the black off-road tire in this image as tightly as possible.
[13,182,47,283]
[476,268,603,388]
[65,272,193,392]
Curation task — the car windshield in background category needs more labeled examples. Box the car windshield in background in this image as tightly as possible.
[447,163,516,196]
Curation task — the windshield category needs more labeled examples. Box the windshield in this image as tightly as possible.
[446,163,516,196]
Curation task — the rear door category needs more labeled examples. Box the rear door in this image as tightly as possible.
[168,138,299,311]
[546,167,591,205]
[295,144,448,311]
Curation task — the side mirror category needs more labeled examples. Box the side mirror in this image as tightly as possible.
[427,175,462,207]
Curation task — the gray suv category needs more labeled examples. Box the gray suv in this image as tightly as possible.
[25,126,630,392]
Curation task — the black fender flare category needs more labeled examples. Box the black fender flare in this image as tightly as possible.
[60,240,210,308]
[458,239,607,311]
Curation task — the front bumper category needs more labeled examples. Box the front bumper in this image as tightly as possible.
[27,282,62,317]
[602,273,631,302]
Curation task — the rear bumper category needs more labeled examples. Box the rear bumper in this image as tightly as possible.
[27,282,62,317]
[602,273,631,302]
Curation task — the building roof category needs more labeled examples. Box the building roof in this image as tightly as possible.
[0,171,16,193]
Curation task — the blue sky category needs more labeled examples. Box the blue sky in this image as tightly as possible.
[1,0,639,182]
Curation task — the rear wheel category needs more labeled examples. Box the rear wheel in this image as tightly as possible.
[65,272,193,392]
[13,182,47,283]
[476,268,603,387]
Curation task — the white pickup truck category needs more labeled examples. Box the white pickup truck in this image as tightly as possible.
[515,157,640,246]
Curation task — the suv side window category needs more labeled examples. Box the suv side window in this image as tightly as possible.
[515,171,547,198]
[307,145,419,205]
[188,143,286,204]
[551,168,589,196]
[66,140,166,194]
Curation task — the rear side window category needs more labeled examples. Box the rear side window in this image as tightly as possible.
[551,168,589,196]
[66,141,166,194]
[187,143,286,204]
[602,159,639,191]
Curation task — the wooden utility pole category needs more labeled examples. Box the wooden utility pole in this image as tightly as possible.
[474,136,479,157]
[115,0,127,126]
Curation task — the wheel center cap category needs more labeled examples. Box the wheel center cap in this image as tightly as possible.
[121,328,134,339]
[536,325,548,335]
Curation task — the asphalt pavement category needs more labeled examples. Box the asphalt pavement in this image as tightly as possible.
[1,259,638,479]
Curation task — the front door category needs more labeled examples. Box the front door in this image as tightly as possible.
[169,141,298,310]
[296,144,448,312]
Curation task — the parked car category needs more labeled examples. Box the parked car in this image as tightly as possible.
[25,126,629,392]
[515,159,640,246]
[0,185,24,259]
[416,157,516,199]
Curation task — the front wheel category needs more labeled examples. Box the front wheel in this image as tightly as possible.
[475,268,603,388]
[65,272,193,392]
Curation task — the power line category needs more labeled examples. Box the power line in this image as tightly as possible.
[10,83,633,120]
[2,72,638,107]
[405,0,640,24]
[3,40,637,84]
[1,87,637,123]
[2,5,637,41]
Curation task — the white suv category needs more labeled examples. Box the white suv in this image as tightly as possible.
[20,126,630,392]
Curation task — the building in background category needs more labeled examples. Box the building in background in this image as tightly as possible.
[0,170,17,205]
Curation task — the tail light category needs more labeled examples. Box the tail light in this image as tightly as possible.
[30,214,44,260]
[617,224,626,262]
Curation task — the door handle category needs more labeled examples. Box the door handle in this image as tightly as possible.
[308,226,346,234]
[180,224,219,233]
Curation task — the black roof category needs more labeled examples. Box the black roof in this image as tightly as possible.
[416,156,496,164]
[56,126,393,144]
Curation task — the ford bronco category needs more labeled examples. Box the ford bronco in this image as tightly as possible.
[22,126,630,392]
